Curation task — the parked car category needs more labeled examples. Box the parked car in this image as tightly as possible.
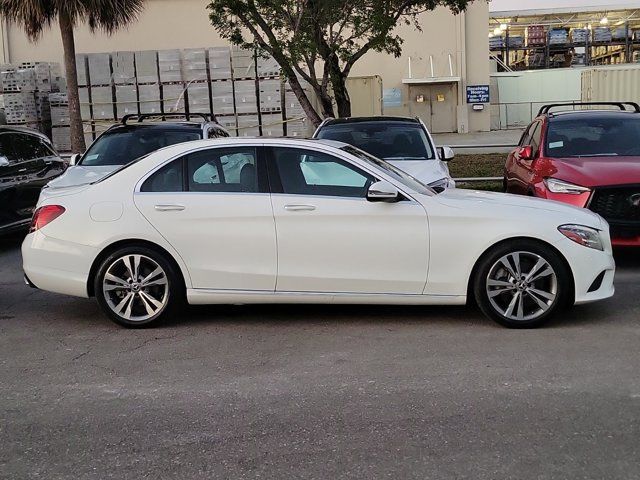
[313,116,455,191]
[0,126,67,235]
[23,138,614,329]
[504,102,640,247]
[47,113,230,189]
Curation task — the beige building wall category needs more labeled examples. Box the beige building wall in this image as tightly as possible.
[0,0,490,132]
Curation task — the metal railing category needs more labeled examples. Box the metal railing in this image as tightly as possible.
[492,100,581,130]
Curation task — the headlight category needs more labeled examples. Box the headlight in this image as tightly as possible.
[428,177,450,192]
[558,224,604,251]
[544,178,591,194]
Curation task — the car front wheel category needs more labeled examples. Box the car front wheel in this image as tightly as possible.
[474,240,571,328]
[94,246,181,328]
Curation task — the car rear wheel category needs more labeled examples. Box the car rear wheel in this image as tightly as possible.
[94,246,181,328]
[473,240,571,328]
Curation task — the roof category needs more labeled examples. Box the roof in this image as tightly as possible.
[321,116,420,125]
[0,125,52,143]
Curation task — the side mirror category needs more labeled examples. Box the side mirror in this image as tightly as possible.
[0,155,9,167]
[437,146,455,162]
[518,145,533,161]
[367,180,400,203]
[69,153,81,166]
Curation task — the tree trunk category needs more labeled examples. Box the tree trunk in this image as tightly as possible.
[59,12,86,153]
[286,73,323,128]
[328,59,351,118]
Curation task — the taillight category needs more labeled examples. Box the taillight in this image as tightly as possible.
[29,205,66,233]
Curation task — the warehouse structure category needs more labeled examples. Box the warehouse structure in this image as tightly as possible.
[0,0,490,136]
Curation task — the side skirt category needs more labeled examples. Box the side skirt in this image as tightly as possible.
[187,289,467,306]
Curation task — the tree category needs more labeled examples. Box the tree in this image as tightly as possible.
[208,0,472,126]
[0,0,146,152]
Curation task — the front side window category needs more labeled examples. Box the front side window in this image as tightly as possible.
[0,133,54,163]
[272,147,374,198]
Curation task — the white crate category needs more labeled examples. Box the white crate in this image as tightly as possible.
[186,83,210,113]
[182,49,208,82]
[4,92,37,123]
[52,126,71,152]
[158,50,182,83]
[115,84,138,118]
[162,83,185,113]
[113,52,136,85]
[1,69,37,93]
[260,113,284,137]
[76,54,89,87]
[135,51,159,84]
[256,55,280,78]
[208,47,232,80]
[78,87,91,120]
[91,86,114,120]
[88,53,112,85]
[215,115,237,135]
[211,81,235,115]
[231,47,256,79]
[234,79,257,114]
[139,84,161,114]
[259,79,281,112]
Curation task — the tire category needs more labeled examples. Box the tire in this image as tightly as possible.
[94,246,183,328]
[473,240,571,329]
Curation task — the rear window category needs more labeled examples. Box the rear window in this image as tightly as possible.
[316,122,435,160]
[0,132,55,163]
[81,127,201,166]
[546,116,640,158]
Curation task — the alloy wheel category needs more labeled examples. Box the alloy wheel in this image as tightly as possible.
[102,254,169,322]
[485,251,558,322]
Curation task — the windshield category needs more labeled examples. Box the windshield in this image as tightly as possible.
[341,145,435,196]
[546,116,640,158]
[318,122,435,160]
[81,127,201,166]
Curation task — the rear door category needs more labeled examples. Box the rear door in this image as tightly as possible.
[134,145,277,291]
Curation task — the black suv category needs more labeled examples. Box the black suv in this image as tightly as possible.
[0,126,66,235]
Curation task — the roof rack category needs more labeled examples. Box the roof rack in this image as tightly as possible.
[121,113,212,125]
[537,102,640,116]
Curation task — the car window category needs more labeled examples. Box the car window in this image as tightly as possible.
[0,132,53,163]
[188,147,257,192]
[272,147,374,198]
[140,159,184,192]
[82,128,202,166]
[546,115,640,158]
[519,124,534,147]
[316,122,435,160]
[529,122,542,157]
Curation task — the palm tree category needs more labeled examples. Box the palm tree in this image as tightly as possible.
[0,0,146,152]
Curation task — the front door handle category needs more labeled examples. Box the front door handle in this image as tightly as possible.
[284,204,316,212]
[154,204,186,212]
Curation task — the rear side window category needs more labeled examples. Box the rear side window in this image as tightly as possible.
[140,147,258,193]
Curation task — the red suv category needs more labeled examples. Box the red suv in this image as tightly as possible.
[504,102,640,247]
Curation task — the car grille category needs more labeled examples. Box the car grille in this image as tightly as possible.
[588,185,640,238]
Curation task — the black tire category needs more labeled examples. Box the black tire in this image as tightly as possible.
[473,240,572,329]
[94,245,183,328]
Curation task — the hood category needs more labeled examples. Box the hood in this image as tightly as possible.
[435,188,603,228]
[543,156,640,188]
[46,165,119,189]
[387,159,450,185]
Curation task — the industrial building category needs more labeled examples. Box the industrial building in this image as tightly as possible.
[0,0,490,134]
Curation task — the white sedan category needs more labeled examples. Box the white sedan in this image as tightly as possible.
[23,138,615,328]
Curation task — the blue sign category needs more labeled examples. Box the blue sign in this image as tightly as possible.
[383,88,402,108]
[466,85,490,104]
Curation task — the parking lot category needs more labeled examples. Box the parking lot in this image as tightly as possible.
[1,233,639,479]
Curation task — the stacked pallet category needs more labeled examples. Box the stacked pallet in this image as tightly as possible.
[526,25,546,47]
[593,27,612,43]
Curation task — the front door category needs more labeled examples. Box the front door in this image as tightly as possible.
[408,84,458,134]
[134,146,277,291]
[267,146,429,294]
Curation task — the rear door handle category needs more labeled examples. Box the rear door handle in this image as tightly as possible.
[154,204,185,212]
[284,204,316,212]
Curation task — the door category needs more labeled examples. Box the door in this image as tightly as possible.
[408,84,458,134]
[268,146,429,294]
[134,146,277,291]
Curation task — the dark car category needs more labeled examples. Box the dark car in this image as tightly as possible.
[48,113,230,190]
[0,126,67,235]
[504,102,640,247]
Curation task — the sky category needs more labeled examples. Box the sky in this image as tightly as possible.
[490,0,640,12]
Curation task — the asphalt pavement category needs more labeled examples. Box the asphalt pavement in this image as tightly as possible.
[1,233,639,479]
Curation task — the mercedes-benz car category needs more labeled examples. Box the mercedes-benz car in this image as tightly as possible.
[23,138,614,329]
[313,117,455,191]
